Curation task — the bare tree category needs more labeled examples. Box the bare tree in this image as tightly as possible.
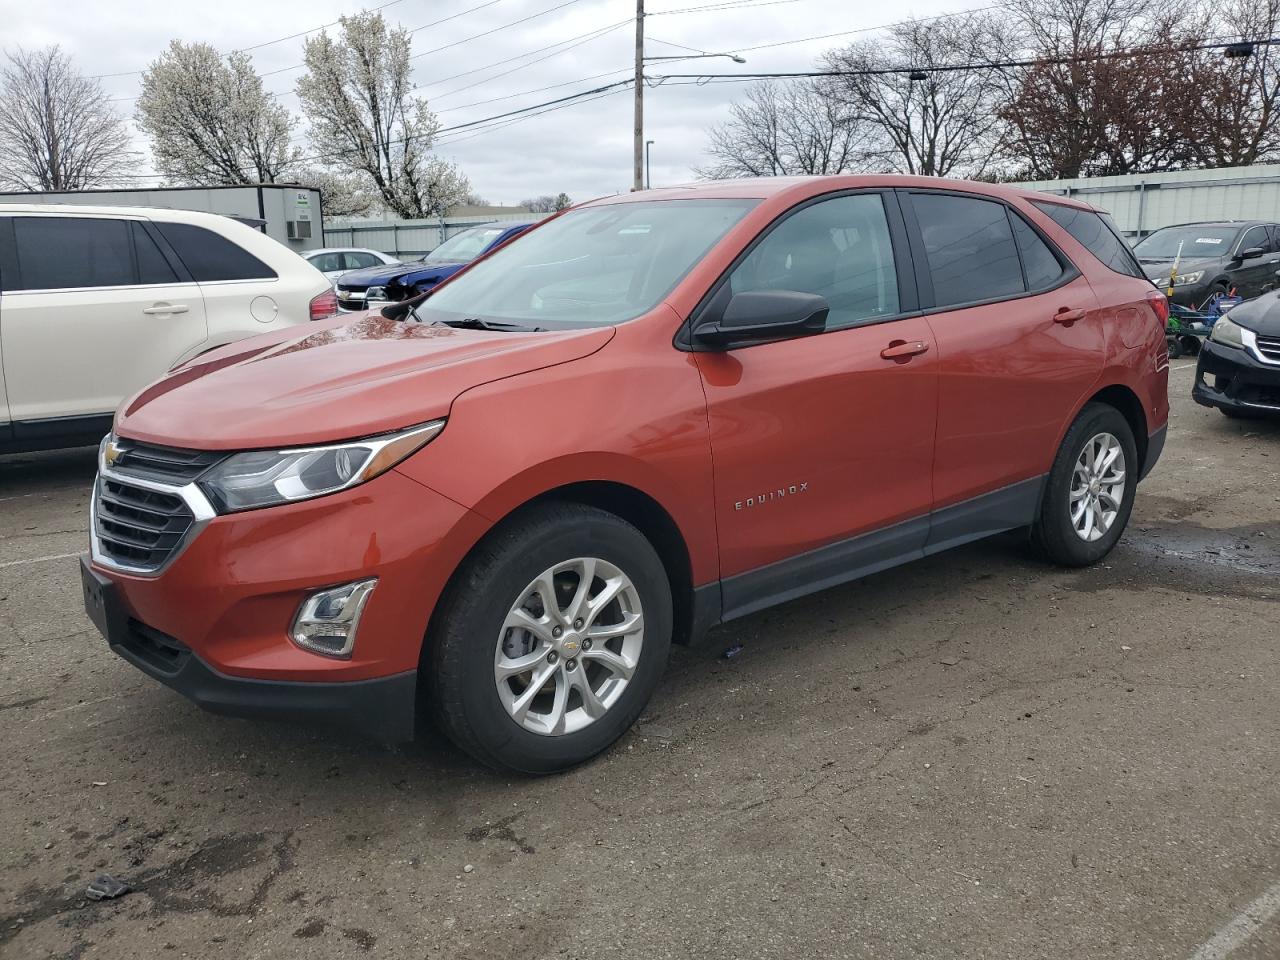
[521,193,572,212]
[137,41,295,185]
[995,0,1207,177]
[823,13,1011,178]
[698,79,871,178]
[0,45,132,191]
[298,12,469,219]
[1192,0,1280,167]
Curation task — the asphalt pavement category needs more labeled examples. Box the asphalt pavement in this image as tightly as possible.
[2,360,1278,960]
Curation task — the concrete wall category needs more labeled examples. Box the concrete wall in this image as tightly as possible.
[1020,165,1280,238]
[0,185,325,251]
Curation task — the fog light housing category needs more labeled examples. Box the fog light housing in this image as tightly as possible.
[291,579,377,659]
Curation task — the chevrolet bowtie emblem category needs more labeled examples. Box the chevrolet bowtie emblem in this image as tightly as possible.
[103,439,123,468]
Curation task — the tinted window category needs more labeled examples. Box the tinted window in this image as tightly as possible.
[912,194,1023,308]
[131,222,179,285]
[729,194,899,329]
[1010,214,1065,290]
[1034,201,1145,279]
[155,222,276,282]
[13,217,133,290]
[1237,226,1270,256]
[346,252,381,269]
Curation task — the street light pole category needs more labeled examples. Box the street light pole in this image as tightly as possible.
[645,139,654,189]
[633,0,645,192]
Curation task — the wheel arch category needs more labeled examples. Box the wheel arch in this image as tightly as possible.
[1080,382,1149,474]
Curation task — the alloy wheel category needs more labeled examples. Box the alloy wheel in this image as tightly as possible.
[1069,432,1126,542]
[494,557,645,736]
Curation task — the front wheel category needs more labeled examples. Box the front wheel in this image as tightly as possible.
[1031,403,1138,567]
[426,503,672,774]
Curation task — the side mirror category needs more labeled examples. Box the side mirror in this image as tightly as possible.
[693,290,829,347]
[1238,245,1266,261]
[380,289,432,321]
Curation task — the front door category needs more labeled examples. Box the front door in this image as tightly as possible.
[0,215,208,422]
[692,192,938,618]
[1225,225,1279,298]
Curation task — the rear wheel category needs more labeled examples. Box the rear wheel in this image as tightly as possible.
[426,503,672,774]
[1031,403,1137,567]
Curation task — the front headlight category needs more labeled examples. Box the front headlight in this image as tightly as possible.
[199,420,444,513]
[1210,316,1246,349]
[1171,271,1204,287]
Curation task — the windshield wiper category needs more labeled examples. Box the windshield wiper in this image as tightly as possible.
[433,317,543,332]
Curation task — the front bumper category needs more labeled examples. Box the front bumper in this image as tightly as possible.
[1193,338,1280,414]
[83,557,417,741]
[83,465,492,739]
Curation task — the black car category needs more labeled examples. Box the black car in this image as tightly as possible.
[1194,290,1280,418]
[1133,220,1280,307]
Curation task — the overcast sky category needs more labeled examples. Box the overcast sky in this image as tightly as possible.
[1,0,986,205]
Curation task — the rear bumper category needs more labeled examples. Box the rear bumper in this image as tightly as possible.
[1193,339,1280,414]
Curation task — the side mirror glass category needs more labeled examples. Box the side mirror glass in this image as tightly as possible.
[693,290,829,347]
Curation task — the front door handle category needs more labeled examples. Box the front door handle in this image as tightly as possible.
[880,339,929,362]
[1054,307,1086,326]
[142,303,189,316]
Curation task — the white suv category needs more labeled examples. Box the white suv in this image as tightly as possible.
[0,204,335,454]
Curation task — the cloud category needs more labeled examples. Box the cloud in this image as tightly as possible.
[4,0,982,204]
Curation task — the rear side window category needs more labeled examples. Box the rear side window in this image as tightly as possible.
[155,222,277,282]
[13,217,133,290]
[131,222,179,285]
[1033,201,1145,279]
[1010,214,1065,290]
[911,194,1023,308]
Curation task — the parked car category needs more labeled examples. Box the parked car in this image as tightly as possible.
[1193,288,1280,418]
[0,205,336,454]
[1133,220,1280,307]
[303,247,399,285]
[335,221,536,311]
[81,177,1168,774]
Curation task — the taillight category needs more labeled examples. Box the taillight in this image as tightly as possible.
[309,289,338,321]
[1145,288,1169,326]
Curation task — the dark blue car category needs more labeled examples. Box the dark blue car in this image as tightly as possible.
[335,221,536,311]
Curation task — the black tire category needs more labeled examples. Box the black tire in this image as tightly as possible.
[1203,282,1229,309]
[1031,403,1138,567]
[426,502,672,774]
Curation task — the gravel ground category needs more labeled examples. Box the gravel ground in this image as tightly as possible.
[2,361,1278,960]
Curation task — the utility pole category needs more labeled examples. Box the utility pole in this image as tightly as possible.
[633,0,644,192]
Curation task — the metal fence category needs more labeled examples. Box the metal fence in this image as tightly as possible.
[322,212,547,259]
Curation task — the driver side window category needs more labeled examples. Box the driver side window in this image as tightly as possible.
[729,194,900,331]
[1238,226,1271,257]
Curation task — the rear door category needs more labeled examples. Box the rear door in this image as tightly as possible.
[0,214,209,423]
[900,190,1104,546]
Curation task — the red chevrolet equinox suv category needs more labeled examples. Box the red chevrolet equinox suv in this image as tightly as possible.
[81,177,1169,773]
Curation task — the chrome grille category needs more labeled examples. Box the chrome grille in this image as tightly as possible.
[1256,334,1280,363]
[93,477,196,571]
[109,439,224,483]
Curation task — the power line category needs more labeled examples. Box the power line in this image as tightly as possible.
[434,66,632,112]
[408,0,590,62]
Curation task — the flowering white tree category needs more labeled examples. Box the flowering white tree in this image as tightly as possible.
[297,12,470,218]
[0,45,132,190]
[137,41,295,185]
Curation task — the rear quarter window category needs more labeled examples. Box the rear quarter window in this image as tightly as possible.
[154,222,277,282]
[1032,201,1145,280]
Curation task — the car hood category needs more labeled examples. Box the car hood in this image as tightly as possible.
[1139,256,1218,281]
[1222,288,1280,337]
[115,313,614,450]
[338,260,465,287]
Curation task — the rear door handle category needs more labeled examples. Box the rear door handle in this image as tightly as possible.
[1053,307,1086,326]
[142,303,189,316]
[880,339,929,362]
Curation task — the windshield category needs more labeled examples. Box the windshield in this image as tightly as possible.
[1133,226,1240,260]
[424,226,509,263]
[416,199,758,329]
